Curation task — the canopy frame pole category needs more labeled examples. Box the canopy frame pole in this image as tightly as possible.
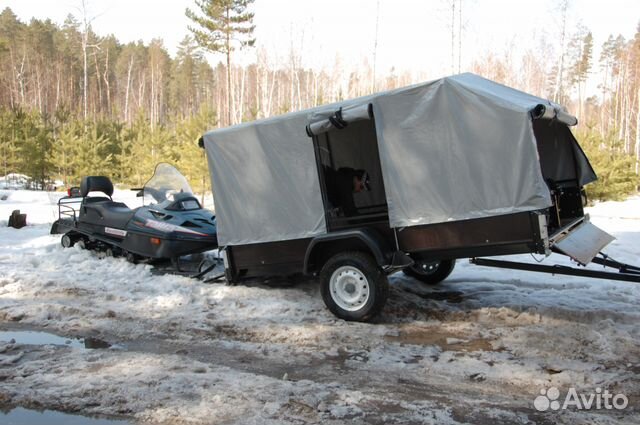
[393,228,400,251]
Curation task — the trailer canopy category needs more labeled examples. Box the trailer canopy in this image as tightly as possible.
[203,73,594,246]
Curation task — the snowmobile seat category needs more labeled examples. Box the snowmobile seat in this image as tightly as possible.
[83,196,112,204]
[79,176,134,228]
[84,201,135,229]
[81,176,114,199]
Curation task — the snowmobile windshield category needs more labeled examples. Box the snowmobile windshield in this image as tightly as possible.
[143,163,194,204]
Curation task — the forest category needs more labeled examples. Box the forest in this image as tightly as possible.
[0,1,639,200]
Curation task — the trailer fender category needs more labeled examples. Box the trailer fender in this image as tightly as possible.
[303,229,393,275]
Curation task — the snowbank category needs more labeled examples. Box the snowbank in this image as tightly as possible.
[0,190,638,424]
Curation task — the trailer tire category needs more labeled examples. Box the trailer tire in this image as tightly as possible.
[320,251,388,322]
[403,259,455,285]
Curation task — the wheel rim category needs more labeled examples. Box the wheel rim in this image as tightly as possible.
[61,234,71,248]
[329,266,370,312]
[412,260,440,276]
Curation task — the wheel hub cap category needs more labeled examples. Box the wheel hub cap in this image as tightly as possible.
[330,266,370,312]
[416,260,439,275]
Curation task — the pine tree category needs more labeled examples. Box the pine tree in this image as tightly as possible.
[0,8,25,108]
[578,129,639,200]
[72,121,113,181]
[567,26,593,119]
[0,109,19,178]
[51,121,80,185]
[171,36,206,117]
[17,110,54,189]
[186,0,255,126]
[173,106,217,199]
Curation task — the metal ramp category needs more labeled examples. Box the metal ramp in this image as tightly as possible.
[551,220,615,265]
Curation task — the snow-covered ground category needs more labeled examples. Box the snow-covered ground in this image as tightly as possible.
[0,189,638,424]
[0,173,31,190]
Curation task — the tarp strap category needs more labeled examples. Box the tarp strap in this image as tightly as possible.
[306,103,374,137]
[329,107,348,129]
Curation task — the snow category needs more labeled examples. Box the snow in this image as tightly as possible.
[0,190,639,424]
[0,173,31,190]
[0,173,64,191]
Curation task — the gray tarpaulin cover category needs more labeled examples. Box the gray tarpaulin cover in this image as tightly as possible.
[203,73,583,246]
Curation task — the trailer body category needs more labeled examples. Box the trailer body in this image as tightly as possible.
[201,73,629,321]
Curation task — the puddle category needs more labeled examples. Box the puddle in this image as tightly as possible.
[0,406,131,425]
[0,331,114,350]
[385,325,495,352]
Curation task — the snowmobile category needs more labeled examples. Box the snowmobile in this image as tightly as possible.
[51,163,219,272]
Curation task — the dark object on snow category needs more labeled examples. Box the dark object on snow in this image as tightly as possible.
[51,163,218,276]
[0,194,7,201]
[8,210,26,229]
[67,186,81,197]
[83,336,111,349]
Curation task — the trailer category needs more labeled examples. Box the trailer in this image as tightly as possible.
[200,73,640,321]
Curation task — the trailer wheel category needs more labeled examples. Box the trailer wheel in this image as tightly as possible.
[403,259,456,285]
[320,251,389,322]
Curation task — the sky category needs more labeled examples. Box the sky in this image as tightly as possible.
[3,0,640,91]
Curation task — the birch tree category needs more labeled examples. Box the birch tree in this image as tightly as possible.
[553,0,571,104]
[75,0,100,121]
